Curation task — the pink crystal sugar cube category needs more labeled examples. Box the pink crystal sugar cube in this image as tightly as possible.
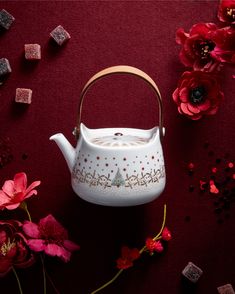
[182,262,203,283]
[0,58,11,76]
[15,88,32,104]
[50,25,71,46]
[0,9,15,30]
[217,284,235,294]
[24,44,41,60]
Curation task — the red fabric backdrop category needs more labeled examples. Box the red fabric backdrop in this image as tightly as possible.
[0,1,235,293]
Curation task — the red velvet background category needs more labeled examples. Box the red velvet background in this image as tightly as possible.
[0,1,235,293]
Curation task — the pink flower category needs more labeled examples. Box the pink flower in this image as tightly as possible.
[23,215,80,262]
[145,238,163,255]
[218,0,235,24]
[0,220,34,276]
[0,172,41,210]
[176,23,220,70]
[116,246,140,269]
[161,227,172,241]
[172,71,224,120]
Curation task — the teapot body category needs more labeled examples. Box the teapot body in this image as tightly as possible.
[71,124,165,206]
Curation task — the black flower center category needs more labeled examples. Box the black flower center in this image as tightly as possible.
[190,86,206,104]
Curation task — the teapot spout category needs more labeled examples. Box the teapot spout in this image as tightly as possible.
[50,133,76,173]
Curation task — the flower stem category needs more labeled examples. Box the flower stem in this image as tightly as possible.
[45,270,60,294]
[90,204,167,293]
[12,267,23,294]
[20,202,32,222]
[90,269,123,294]
[139,204,167,254]
[40,254,47,294]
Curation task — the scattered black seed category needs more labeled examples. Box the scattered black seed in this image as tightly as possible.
[204,142,209,149]
[216,158,221,164]
[188,170,194,176]
[210,175,216,180]
[214,207,222,214]
[184,216,191,222]
[225,167,230,172]
[22,153,28,160]
[217,218,224,224]
[189,185,195,192]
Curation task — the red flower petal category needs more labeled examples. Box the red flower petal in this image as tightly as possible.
[162,227,172,241]
[179,87,189,102]
[129,248,140,260]
[2,180,14,196]
[197,99,211,111]
[187,103,200,114]
[172,88,179,103]
[63,240,80,252]
[4,203,21,210]
[13,173,27,193]
[39,214,68,240]
[23,221,41,238]
[154,241,164,252]
[25,181,41,196]
[0,191,10,208]
[180,103,194,116]
[44,243,71,262]
[0,258,13,277]
[116,257,133,269]
[27,239,45,252]
[176,28,189,44]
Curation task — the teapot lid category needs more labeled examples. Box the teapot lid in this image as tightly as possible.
[81,123,158,148]
[91,133,149,147]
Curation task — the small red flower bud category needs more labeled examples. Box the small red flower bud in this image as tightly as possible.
[162,227,172,241]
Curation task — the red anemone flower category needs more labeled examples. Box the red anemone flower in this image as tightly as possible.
[218,0,235,24]
[0,220,34,277]
[172,71,224,120]
[176,23,219,70]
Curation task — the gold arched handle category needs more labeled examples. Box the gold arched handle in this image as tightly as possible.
[74,65,164,141]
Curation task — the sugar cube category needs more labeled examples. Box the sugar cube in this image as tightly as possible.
[24,44,41,60]
[50,25,71,46]
[182,262,203,283]
[217,284,235,294]
[0,9,15,30]
[15,88,32,104]
[0,58,12,76]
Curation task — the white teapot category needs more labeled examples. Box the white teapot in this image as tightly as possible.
[50,65,165,206]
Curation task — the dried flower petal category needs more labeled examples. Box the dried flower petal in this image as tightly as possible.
[209,180,219,194]
[116,246,140,269]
